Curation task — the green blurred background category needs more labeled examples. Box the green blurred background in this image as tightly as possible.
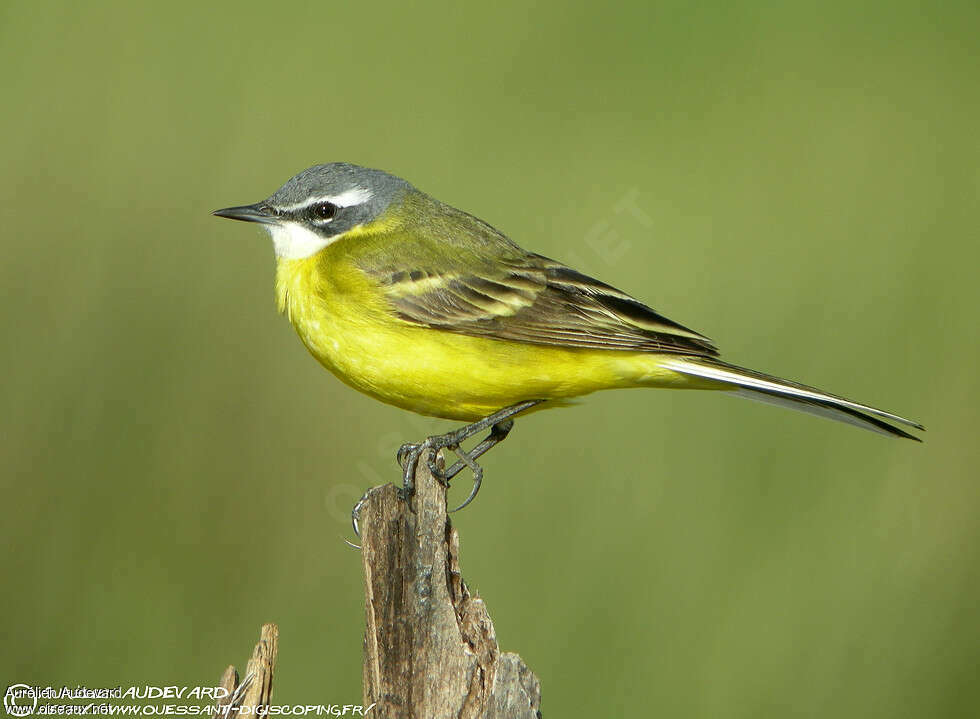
[2,1,977,716]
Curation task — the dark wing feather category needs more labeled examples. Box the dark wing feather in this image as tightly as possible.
[371,253,717,357]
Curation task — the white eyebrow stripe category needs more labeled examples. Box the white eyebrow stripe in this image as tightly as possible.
[278,188,373,212]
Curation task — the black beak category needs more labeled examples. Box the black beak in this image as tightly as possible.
[212,203,278,224]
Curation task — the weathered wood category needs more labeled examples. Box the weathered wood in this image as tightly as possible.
[359,455,541,718]
[216,623,279,718]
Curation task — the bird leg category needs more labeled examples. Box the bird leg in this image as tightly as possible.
[350,400,543,537]
[396,400,543,511]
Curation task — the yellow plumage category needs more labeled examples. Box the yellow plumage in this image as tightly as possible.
[276,242,711,422]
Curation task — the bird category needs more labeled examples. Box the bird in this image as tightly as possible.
[213,162,923,510]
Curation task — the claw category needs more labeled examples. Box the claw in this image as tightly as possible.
[351,491,371,538]
[447,446,483,512]
[396,442,418,468]
[450,476,482,513]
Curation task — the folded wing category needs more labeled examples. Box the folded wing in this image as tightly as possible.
[372,253,718,356]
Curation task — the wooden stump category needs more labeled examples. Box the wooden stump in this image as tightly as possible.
[357,454,541,718]
[216,623,278,718]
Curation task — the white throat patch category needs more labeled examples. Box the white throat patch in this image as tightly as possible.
[266,222,335,259]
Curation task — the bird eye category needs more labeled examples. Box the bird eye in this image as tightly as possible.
[312,202,338,221]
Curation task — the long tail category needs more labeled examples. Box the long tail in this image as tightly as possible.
[660,357,924,441]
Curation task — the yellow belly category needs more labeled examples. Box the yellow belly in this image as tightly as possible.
[276,253,713,421]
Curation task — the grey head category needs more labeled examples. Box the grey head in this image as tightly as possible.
[213,162,414,259]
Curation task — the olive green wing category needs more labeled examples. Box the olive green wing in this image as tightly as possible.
[369,253,718,356]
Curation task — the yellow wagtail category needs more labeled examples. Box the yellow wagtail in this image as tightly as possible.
[214,163,922,509]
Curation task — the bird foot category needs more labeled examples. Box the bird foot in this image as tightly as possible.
[394,400,544,513]
[397,433,460,492]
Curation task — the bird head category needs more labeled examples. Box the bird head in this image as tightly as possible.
[213,162,412,259]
